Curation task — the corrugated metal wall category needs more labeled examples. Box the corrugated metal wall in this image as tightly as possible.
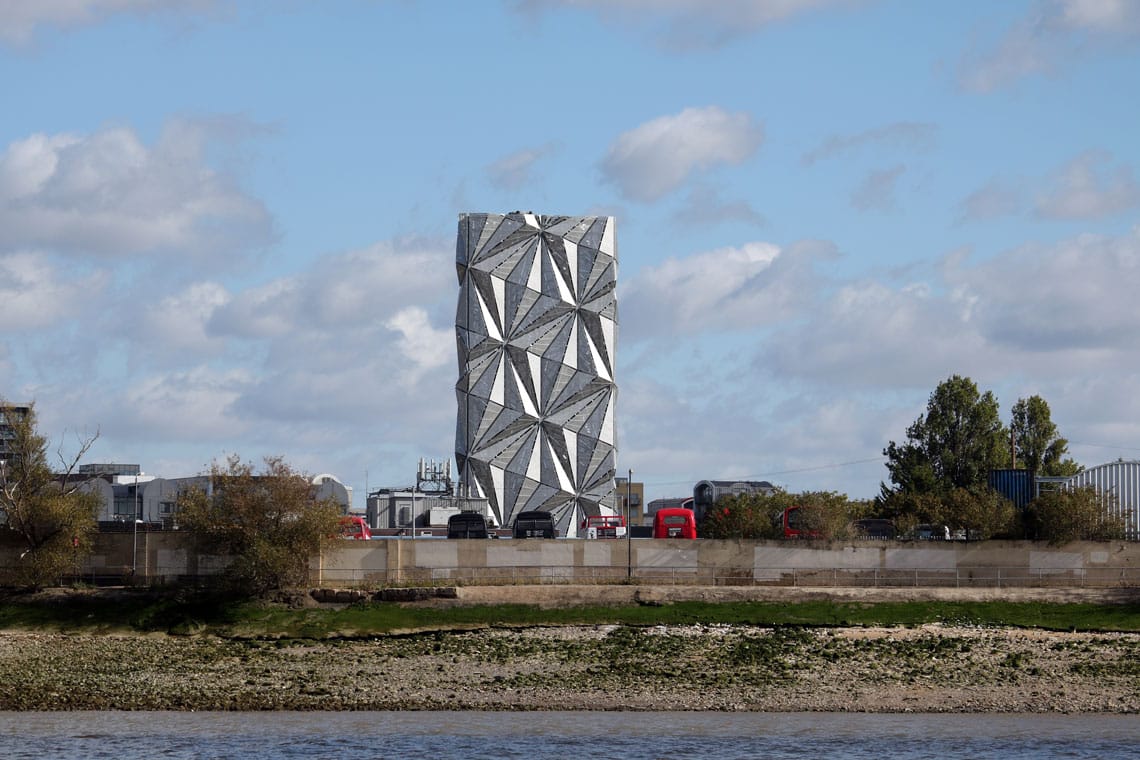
[1066,460,1140,541]
[989,469,1033,510]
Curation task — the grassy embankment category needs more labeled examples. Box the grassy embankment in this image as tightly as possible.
[2,591,1139,638]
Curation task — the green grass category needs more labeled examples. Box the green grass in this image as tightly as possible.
[3,591,1140,637]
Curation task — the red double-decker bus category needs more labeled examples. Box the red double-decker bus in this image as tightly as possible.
[781,506,819,539]
[652,508,697,539]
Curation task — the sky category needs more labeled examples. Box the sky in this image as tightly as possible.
[2,0,1140,508]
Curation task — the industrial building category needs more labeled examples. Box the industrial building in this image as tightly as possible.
[68,464,352,528]
[692,479,777,522]
[364,458,490,533]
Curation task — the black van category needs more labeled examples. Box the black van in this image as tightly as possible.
[512,510,555,539]
[447,512,489,539]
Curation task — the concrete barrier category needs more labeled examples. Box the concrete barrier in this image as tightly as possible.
[4,534,1138,588]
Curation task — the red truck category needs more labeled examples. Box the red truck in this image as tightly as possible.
[581,514,627,538]
[339,516,372,540]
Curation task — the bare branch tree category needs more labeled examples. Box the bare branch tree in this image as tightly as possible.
[1,402,101,589]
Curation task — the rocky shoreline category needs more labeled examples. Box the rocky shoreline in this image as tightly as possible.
[2,622,1138,712]
[2,585,1138,712]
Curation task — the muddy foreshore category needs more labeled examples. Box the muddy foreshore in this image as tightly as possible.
[1,586,1138,713]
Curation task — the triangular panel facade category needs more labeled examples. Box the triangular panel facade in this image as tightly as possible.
[455,212,618,533]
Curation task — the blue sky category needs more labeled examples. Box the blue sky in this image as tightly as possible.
[3,0,1140,507]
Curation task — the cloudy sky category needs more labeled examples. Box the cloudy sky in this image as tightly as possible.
[3,0,1139,507]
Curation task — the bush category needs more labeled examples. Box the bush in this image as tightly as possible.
[1024,486,1127,545]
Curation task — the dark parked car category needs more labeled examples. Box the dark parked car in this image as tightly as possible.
[852,518,896,540]
[447,512,489,539]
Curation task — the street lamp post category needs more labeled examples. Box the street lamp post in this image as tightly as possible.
[626,469,632,579]
[131,474,139,578]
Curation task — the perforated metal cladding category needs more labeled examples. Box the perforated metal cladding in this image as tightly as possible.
[455,213,617,533]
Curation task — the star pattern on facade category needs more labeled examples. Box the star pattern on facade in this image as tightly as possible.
[455,212,617,532]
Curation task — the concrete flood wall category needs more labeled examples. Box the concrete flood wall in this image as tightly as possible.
[3,534,1139,588]
[316,538,1140,588]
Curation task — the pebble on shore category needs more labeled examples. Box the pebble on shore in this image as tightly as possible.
[1,623,1137,712]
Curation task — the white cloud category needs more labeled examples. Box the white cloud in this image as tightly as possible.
[1033,151,1140,220]
[760,277,989,389]
[209,237,453,337]
[2,230,461,470]
[673,185,766,228]
[486,144,557,190]
[759,226,1140,394]
[617,370,895,499]
[600,106,763,202]
[958,0,1140,92]
[136,281,231,358]
[0,251,109,329]
[0,0,215,46]
[956,178,1024,222]
[801,122,937,166]
[0,133,77,198]
[122,365,253,442]
[202,236,458,433]
[850,165,905,212]
[204,278,297,340]
[954,226,1140,352]
[620,239,835,339]
[1055,0,1140,33]
[384,307,453,377]
[517,0,855,51]
[0,122,274,262]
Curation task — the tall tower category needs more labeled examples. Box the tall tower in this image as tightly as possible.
[455,212,617,533]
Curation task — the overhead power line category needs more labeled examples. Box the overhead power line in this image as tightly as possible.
[1069,441,1140,453]
[639,456,887,488]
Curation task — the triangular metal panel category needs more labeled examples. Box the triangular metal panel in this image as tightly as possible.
[599,216,616,257]
[511,294,569,342]
[541,420,574,491]
[579,216,607,252]
[480,403,526,447]
[471,215,521,265]
[470,270,503,342]
[542,313,575,366]
[504,284,540,338]
[504,345,539,415]
[485,233,539,280]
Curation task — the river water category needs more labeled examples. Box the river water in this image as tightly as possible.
[1,711,1136,759]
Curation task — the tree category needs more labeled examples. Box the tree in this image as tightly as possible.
[882,375,1009,498]
[0,403,100,589]
[175,455,344,595]
[699,489,793,539]
[1024,486,1127,545]
[794,491,866,540]
[1010,395,1080,478]
[939,487,1016,541]
[698,489,863,540]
